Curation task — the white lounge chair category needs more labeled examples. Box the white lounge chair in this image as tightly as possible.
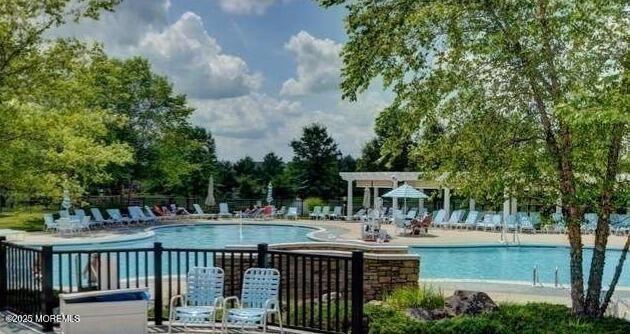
[319,206,330,220]
[44,214,58,232]
[329,206,343,220]
[106,209,132,226]
[168,267,224,333]
[432,209,448,228]
[309,206,321,220]
[550,212,566,233]
[285,207,298,220]
[448,210,466,229]
[59,210,70,219]
[192,203,205,215]
[218,203,232,218]
[144,206,163,222]
[462,210,480,229]
[222,268,282,333]
[129,206,153,225]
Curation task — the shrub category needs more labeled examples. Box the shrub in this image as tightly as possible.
[304,197,325,213]
[384,285,444,310]
[365,302,630,334]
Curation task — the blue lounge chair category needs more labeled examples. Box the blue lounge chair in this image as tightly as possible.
[222,268,282,333]
[463,210,480,229]
[285,207,298,220]
[44,214,58,232]
[550,212,565,233]
[309,206,321,220]
[218,203,232,218]
[583,213,598,234]
[168,267,224,333]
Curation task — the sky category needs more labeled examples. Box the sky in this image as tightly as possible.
[53,0,392,161]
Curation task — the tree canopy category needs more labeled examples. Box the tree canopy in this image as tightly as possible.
[320,0,628,316]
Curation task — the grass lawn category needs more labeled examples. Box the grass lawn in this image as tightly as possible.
[0,208,46,232]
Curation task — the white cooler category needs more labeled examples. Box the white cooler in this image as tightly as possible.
[59,288,149,334]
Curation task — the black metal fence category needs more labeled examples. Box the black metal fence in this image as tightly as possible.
[0,237,364,333]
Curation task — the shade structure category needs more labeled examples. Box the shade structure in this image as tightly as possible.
[382,184,428,199]
[382,183,428,213]
[362,187,371,208]
[205,176,216,207]
[266,182,273,204]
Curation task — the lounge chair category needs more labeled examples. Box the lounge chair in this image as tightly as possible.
[550,212,566,233]
[222,268,282,333]
[432,209,448,228]
[518,214,535,233]
[59,210,70,219]
[44,214,58,232]
[309,206,321,220]
[74,209,86,222]
[445,210,464,229]
[405,209,418,222]
[218,203,232,218]
[285,207,298,220]
[168,267,224,334]
[89,208,110,227]
[582,213,598,234]
[329,206,343,220]
[129,206,154,225]
[505,214,518,231]
[192,203,206,216]
[144,206,163,222]
[106,209,132,226]
[275,206,286,217]
[611,214,630,235]
[319,206,330,220]
[479,213,499,231]
[352,208,366,220]
[393,212,409,235]
[462,210,480,229]
[57,218,77,237]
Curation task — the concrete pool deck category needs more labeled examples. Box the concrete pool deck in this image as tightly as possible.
[10,218,630,249]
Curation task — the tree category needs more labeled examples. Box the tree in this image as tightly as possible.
[258,153,284,184]
[290,123,342,198]
[339,155,357,172]
[233,157,261,198]
[321,0,628,316]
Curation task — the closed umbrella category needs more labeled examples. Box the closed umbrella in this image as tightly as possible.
[205,176,216,207]
[61,187,72,210]
[382,183,428,213]
[362,187,371,208]
[266,182,273,204]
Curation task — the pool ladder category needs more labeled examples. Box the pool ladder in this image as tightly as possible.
[533,265,563,288]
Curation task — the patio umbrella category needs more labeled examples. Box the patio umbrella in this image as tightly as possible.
[362,187,371,208]
[382,183,428,213]
[61,187,72,210]
[204,176,216,207]
[266,182,273,204]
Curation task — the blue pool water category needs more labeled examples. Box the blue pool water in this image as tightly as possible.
[56,224,315,250]
[411,246,629,287]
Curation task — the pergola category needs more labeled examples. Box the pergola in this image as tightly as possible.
[339,172,459,220]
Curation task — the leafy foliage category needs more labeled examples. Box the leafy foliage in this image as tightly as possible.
[384,286,445,311]
[365,303,630,334]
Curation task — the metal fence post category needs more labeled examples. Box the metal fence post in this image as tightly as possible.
[257,243,268,268]
[351,251,364,334]
[40,246,54,332]
[0,237,6,310]
[153,242,163,325]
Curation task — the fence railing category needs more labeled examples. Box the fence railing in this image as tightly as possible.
[0,237,364,333]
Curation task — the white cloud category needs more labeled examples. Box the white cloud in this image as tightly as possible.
[51,1,261,99]
[139,12,262,99]
[217,0,278,15]
[281,31,342,96]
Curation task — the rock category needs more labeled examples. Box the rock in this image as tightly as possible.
[444,290,497,316]
[406,308,433,321]
[429,308,450,320]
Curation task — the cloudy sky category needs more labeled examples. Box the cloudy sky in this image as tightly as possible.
[54,0,391,160]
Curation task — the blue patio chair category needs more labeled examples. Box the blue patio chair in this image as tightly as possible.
[309,206,322,220]
[222,268,282,333]
[505,214,518,231]
[168,267,224,334]
[463,210,479,230]
[583,213,598,234]
[43,214,58,232]
[285,207,298,220]
[550,212,565,233]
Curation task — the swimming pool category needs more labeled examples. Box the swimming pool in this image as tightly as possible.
[411,246,629,287]
[55,223,316,250]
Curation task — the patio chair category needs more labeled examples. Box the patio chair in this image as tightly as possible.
[106,209,132,226]
[329,206,343,220]
[44,214,58,232]
[611,214,630,235]
[129,206,154,225]
[59,210,70,219]
[550,212,566,233]
[89,208,109,227]
[309,206,321,220]
[432,209,448,228]
[285,207,298,220]
[222,268,282,333]
[518,215,535,233]
[275,206,286,217]
[462,210,480,229]
[168,267,224,334]
[144,206,163,222]
[319,206,330,220]
[57,218,77,237]
[445,210,464,229]
[352,208,366,220]
[77,215,93,233]
[218,203,232,218]
[393,211,409,235]
[192,203,205,215]
[405,209,418,221]
[479,213,498,231]
[582,213,598,234]
[505,214,518,231]
[74,209,86,222]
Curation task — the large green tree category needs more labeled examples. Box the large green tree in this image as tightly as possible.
[290,123,342,198]
[321,0,628,316]
[0,0,131,202]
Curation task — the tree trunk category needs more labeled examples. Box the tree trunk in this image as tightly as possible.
[585,123,625,314]
[600,235,630,316]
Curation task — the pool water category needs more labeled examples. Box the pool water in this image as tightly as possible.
[411,246,629,287]
[56,224,315,250]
